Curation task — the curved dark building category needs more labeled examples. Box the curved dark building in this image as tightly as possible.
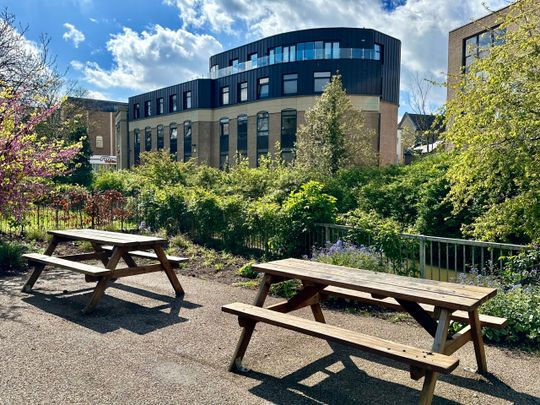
[123,27,401,168]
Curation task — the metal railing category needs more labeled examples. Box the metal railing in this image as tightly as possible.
[311,223,529,281]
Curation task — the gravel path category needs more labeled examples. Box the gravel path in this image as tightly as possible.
[0,270,539,404]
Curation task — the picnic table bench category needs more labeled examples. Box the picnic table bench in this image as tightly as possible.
[223,258,505,404]
[22,229,188,313]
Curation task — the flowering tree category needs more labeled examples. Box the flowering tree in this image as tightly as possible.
[0,88,80,220]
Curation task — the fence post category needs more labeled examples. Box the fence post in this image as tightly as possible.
[419,236,426,278]
[324,225,330,245]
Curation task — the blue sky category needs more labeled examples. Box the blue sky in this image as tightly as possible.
[5,0,508,117]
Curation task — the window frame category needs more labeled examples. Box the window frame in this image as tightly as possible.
[169,123,178,159]
[236,114,248,156]
[183,91,192,109]
[239,82,248,102]
[144,127,152,152]
[258,77,269,99]
[169,94,177,113]
[282,73,298,95]
[157,97,164,115]
[221,86,230,106]
[314,71,331,93]
[183,120,192,162]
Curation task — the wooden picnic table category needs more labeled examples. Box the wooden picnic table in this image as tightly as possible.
[22,229,187,313]
[223,258,504,404]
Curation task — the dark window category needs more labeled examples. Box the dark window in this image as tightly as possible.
[183,121,192,162]
[134,129,140,165]
[169,94,177,112]
[239,82,248,102]
[463,27,506,70]
[314,72,331,92]
[145,127,152,151]
[283,74,298,95]
[157,125,164,150]
[184,91,192,109]
[144,100,151,117]
[281,109,297,150]
[237,114,248,156]
[221,86,230,105]
[258,77,269,99]
[169,124,177,159]
[134,103,140,119]
[157,98,164,115]
[256,111,269,165]
[219,118,230,169]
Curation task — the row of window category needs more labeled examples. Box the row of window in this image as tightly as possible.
[210,41,383,79]
[133,109,297,168]
[219,72,331,106]
[134,91,192,119]
[463,27,505,70]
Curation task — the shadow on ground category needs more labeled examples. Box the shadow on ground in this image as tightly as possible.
[21,281,201,335]
[245,343,540,404]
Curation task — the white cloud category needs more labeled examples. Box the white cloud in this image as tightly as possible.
[86,89,108,100]
[165,0,509,112]
[79,25,222,92]
[63,23,86,48]
[89,17,99,23]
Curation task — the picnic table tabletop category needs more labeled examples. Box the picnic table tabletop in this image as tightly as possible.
[48,229,167,248]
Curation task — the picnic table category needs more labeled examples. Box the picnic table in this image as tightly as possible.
[222,258,506,404]
[22,229,187,313]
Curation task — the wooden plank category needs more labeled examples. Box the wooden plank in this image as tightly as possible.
[100,245,188,266]
[469,309,488,374]
[153,244,184,295]
[22,236,59,292]
[254,261,489,311]
[321,286,507,329]
[222,302,459,374]
[22,253,111,276]
[58,252,109,262]
[444,325,472,355]
[47,229,166,247]
[267,259,495,302]
[110,264,164,278]
[396,299,438,337]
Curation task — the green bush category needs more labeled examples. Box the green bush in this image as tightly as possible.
[93,170,129,192]
[237,261,257,279]
[313,240,390,273]
[0,241,27,274]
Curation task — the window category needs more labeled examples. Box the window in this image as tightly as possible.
[258,77,269,99]
[221,86,230,105]
[134,129,140,165]
[249,53,258,68]
[184,91,192,109]
[281,109,297,162]
[157,125,164,150]
[270,47,282,64]
[219,118,230,169]
[463,27,506,70]
[144,100,151,117]
[324,42,332,59]
[157,97,164,115]
[283,74,298,95]
[314,41,324,59]
[283,46,289,63]
[231,58,239,73]
[374,44,382,61]
[289,45,296,62]
[237,115,248,157]
[332,42,340,59]
[169,123,178,159]
[314,72,331,92]
[183,121,192,162]
[169,94,177,112]
[304,42,314,60]
[95,136,103,149]
[133,103,140,119]
[210,64,219,79]
[256,111,269,165]
[145,127,152,151]
[239,82,248,102]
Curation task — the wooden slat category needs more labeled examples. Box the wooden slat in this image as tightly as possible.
[222,302,459,374]
[58,252,109,262]
[23,253,111,276]
[100,245,187,266]
[254,259,496,311]
[48,229,166,247]
[321,286,507,329]
[109,264,164,278]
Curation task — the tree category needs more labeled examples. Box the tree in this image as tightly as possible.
[55,125,93,187]
[444,0,540,242]
[295,74,377,178]
[0,88,80,220]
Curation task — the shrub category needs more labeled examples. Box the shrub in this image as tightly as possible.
[237,261,257,279]
[313,240,390,273]
[0,241,27,274]
[92,170,128,192]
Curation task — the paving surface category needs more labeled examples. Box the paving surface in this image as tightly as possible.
[0,269,539,404]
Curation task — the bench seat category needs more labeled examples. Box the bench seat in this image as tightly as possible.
[23,253,111,276]
[321,286,507,329]
[100,245,188,268]
[222,302,459,374]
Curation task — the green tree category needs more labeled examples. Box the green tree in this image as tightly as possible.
[295,74,377,178]
[55,126,93,187]
[444,0,540,243]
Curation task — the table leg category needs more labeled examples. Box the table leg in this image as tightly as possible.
[469,309,488,374]
[152,244,184,295]
[229,273,273,372]
[419,308,450,405]
[82,246,124,314]
[91,243,110,267]
[22,236,59,292]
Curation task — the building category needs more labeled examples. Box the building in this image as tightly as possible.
[447,5,509,101]
[397,113,444,164]
[66,97,128,170]
[124,27,401,169]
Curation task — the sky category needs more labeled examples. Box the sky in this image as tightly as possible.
[4,0,510,117]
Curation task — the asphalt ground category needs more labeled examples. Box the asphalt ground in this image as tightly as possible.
[1,270,539,404]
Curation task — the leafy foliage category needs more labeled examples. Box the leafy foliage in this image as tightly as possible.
[0,240,27,274]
